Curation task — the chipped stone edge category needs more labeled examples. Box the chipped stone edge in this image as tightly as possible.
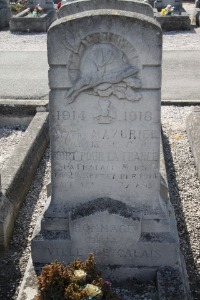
[0,111,49,249]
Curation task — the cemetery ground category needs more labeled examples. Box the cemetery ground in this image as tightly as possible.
[0,2,200,299]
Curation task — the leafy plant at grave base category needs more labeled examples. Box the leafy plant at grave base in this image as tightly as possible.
[35,254,122,300]
[161,4,174,16]
[10,0,28,13]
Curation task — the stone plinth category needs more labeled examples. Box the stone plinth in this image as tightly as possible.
[0,0,11,29]
[153,0,191,30]
[154,10,191,31]
[9,0,56,32]
[30,8,184,281]
[9,8,57,32]
[154,0,182,10]
[58,0,154,18]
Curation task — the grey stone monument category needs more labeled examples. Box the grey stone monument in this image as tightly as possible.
[58,0,154,18]
[0,0,11,29]
[194,0,200,26]
[186,108,200,180]
[9,0,57,32]
[32,8,183,280]
[154,0,191,31]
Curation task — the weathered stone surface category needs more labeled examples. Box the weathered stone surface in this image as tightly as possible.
[193,8,200,26]
[186,108,200,180]
[154,0,191,31]
[0,112,49,249]
[157,267,188,300]
[154,11,191,31]
[154,0,182,10]
[9,0,56,32]
[32,8,182,280]
[9,8,57,32]
[28,0,54,9]
[0,0,11,29]
[195,0,200,8]
[58,0,154,19]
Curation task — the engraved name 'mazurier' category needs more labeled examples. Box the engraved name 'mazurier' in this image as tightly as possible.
[66,43,142,104]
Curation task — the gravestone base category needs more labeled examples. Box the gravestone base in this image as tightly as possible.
[17,255,189,300]
[9,8,57,32]
[154,9,191,31]
[32,186,182,281]
[0,8,11,29]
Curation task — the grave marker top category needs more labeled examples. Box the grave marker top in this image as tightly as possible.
[154,0,182,10]
[28,0,54,9]
[58,0,154,18]
[48,10,162,213]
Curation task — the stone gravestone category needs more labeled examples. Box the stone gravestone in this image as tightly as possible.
[58,0,154,19]
[194,0,200,26]
[0,0,11,29]
[9,0,57,32]
[154,0,191,31]
[32,9,182,280]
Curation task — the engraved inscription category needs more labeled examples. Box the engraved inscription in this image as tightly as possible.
[46,247,162,259]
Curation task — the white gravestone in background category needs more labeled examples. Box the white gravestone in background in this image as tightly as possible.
[32,9,181,280]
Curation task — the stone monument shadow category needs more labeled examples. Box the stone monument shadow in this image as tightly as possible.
[0,147,49,299]
[162,130,200,300]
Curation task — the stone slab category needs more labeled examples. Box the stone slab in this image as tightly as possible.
[58,0,154,18]
[16,255,190,300]
[186,108,200,180]
[17,257,191,300]
[154,10,191,31]
[0,7,11,29]
[18,144,189,299]
[9,8,57,32]
[154,0,182,10]
[0,112,49,249]
[0,99,48,125]
[194,8,200,26]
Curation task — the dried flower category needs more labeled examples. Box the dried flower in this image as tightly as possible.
[74,269,87,281]
[84,284,103,299]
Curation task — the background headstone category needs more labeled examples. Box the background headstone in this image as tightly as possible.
[154,0,182,10]
[9,0,57,32]
[0,0,11,29]
[58,0,154,18]
[28,0,54,9]
[32,8,181,280]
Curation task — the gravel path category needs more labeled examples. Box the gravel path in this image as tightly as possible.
[0,125,26,170]
[161,106,200,300]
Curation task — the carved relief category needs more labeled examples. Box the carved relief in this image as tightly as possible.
[65,33,142,104]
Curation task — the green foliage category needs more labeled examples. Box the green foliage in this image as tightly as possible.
[11,0,27,13]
